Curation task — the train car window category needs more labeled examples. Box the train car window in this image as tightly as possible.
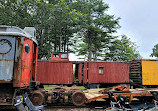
[53,54,59,58]
[25,44,30,54]
[0,39,12,54]
[99,67,104,74]
[61,54,67,59]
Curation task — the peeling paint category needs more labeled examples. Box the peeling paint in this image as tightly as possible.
[0,36,15,81]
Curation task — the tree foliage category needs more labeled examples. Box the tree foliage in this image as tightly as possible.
[150,44,158,58]
[104,35,141,62]
[0,0,84,59]
[74,0,120,61]
[0,0,141,61]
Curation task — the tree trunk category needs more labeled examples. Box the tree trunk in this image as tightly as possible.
[54,34,57,52]
[59,36,62,52]
[64,30,67,52]
[88,29,92,61]
[94,32,97,61]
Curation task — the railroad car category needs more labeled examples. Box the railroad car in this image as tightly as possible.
[0,26,38,105]
[37,60,73,84]
[36,55,129,87]
[130,59,158,87]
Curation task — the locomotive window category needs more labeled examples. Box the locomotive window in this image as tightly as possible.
[53,54,59,58]
[25,44,30,54]
[61,54,67,59]
[0,39,12,54]
[99,67,104,74]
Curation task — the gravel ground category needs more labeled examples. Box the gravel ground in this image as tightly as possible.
[0,107,105,111]
[45,108,104,111]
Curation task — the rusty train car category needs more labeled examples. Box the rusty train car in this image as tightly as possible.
[0,26,87,108]
[36,53,130,87]
[37,53,158,88]
[0,26,39,105]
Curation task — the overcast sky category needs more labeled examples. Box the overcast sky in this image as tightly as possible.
[104,0,158,58]
[70,0,158,61]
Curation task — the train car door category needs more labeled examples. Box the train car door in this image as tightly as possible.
[20,38,33,87]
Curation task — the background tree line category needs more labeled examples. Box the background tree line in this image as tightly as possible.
[0,0,141,62]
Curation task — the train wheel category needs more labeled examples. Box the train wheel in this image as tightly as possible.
[30,90,44,106]
[71,91,86,106]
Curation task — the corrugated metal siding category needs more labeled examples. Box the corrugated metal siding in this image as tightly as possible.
[88,62,129,83]
[142,60,158,85]
[37,61,73,84]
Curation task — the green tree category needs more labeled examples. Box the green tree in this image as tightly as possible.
[150,44,158,58]
[35,0,85,59]
[0,0,84,59]
[104,35,141,62]
[74,0,120,61]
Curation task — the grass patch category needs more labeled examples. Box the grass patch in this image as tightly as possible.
[44,85,86,90]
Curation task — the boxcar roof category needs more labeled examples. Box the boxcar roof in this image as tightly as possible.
[0,25,37,44]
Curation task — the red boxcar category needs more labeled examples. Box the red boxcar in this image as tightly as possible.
[37,61,129,85]
[86,62,129,84]
[36,61,73,84]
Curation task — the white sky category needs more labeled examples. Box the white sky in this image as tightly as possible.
[70,0,158,61]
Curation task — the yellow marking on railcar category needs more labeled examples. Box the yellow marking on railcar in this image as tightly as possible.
[142,60,158,85]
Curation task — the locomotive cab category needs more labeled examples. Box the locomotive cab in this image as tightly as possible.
[0,26,38,105]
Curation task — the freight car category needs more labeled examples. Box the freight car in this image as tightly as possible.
[130,59,158,87]
[38,53,158,88]
[36,54,129,88]
[0,26,39,105]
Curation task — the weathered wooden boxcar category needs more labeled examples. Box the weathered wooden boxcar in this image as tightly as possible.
[36,60,129,86]
[37,61,73,84]
[130,59,158,86]
[87,62,129,84]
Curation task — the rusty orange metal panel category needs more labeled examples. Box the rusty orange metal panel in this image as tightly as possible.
[88,62,129,84]
[34,46,38,81]
[83,62,87,84]
[36,61,73,84]
[20,38,33,87]
[13,37,23,87]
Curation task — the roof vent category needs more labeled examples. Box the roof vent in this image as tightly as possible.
[24,27,36,38]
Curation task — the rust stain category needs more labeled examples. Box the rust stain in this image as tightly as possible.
[13,38,22,87]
